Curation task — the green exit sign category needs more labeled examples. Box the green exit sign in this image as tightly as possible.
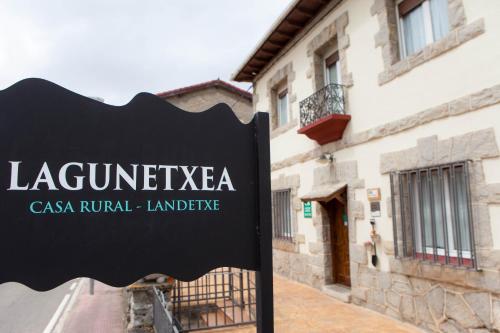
[303,201,312,218]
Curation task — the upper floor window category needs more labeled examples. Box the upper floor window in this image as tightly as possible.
[276,89,289,127]
[324,52,341,85]
[272,189,293,241]
[391,161,477,268]
[324,52,344,114]
[397,0,449,58]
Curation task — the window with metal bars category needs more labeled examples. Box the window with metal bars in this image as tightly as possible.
[272,189,293,241]
[390,161,477,269]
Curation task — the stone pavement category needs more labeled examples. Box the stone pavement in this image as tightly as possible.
[213,275,422,333]
[57,279,126,333]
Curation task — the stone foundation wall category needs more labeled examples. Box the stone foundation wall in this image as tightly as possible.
[126,277,172,333]
[351,260,500,332]
[349,128,500,332]
[127,287,154,332]
[273,249,319,287]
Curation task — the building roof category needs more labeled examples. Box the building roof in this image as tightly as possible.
[156,79,252,101]
[232,0,330,82]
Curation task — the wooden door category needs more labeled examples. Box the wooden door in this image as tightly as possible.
[328,198,350,286]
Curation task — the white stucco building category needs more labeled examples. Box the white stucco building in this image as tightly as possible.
[233,0,500,331]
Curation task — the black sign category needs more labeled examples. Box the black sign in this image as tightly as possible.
[0,78,275,331]
[0,79,273,319]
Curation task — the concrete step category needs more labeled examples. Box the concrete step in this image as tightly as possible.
[322,284,351,303]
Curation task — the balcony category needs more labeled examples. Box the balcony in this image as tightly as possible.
[298,83,351,145]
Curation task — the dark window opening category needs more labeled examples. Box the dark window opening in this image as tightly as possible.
[272,189,293,241]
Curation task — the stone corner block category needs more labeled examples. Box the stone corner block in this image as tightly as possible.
[350,243,367,265]
[349,200,365,220]
[295,233,306,244]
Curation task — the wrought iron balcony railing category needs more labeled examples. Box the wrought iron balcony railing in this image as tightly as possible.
[299,83,345,128]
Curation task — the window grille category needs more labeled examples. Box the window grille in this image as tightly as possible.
[272,189,293,241]
[390,161,477,269]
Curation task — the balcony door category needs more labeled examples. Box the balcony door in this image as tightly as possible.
[325,52,341,85]
[324,52,343,114]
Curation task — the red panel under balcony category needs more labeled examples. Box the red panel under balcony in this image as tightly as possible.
[297,113,351,145]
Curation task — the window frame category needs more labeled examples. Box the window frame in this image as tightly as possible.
[272,189,293,242]
[396,0,448,59]
[324,52,341,85]
[276,89,289,127]
[390,161,477,269]
[409,168,472,265]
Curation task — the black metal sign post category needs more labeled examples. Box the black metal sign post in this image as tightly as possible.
[255,112,274,333]
[0,78,274,332]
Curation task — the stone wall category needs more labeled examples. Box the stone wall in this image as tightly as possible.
[164,86,253,123]
[349,128,500,333]
[271,173,302,251]
[310,160,365,287]
[127,287,154,332]
[273,249,314,286]
[271,173,308,283]
[269,133,500,332]
[352,263,500,332]
[380,129,500,270]
[306,11,354,91]
[271,83,500,172]
[371,0,483,85]
[272,161,365,289]
[266,62,297,131]
[126,278,172,333]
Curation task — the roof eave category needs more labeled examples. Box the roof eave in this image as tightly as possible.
[231,0,303,82]
[232,0,329,82]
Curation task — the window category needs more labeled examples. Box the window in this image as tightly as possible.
[323,52,344,114]
[390,161,477,268]
[324,52,341,85]
[397,0,449,58]
[272,189,292,241]
[276,89,289,127]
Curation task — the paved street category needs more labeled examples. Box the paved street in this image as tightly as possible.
[0,274,425,333]
[0,279,79,333]
[0,278,125,333]
[57,279,125,333]
[212,275,423,333]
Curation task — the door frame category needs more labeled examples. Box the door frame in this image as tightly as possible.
[321,188,351,287]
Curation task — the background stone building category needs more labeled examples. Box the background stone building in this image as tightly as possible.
[157,79,253,123]
[233,0,500,331]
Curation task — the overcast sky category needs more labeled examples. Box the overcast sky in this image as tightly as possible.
[0,0,291,104]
